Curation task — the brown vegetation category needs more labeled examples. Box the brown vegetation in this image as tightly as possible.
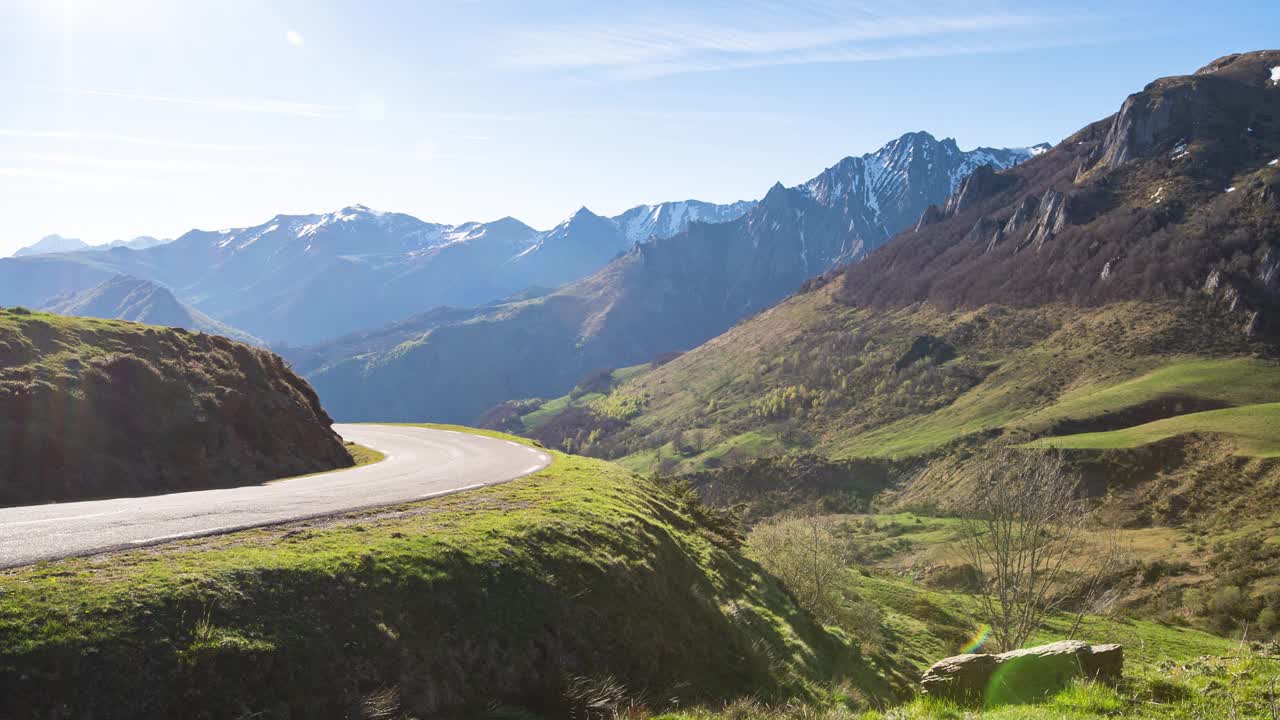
[0,309,350,505]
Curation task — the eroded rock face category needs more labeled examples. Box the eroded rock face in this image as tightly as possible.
[1098,50,1280,173]
[1020,189,1070,252]
[920,640,1123,703]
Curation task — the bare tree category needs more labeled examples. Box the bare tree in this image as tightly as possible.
[747,513,850,624]
[957,447,1087,652]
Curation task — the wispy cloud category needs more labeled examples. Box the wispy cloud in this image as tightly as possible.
[58,88,347,119]
[500,1,1091,79]
[0,128,275,152]
[23,152,284,176]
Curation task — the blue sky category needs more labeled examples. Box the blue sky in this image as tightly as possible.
[1,0,1277,253]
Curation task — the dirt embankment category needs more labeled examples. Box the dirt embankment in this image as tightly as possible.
[0,308,351,506]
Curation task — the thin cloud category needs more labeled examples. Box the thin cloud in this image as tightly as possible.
[286,29,305,47]
[0,128,377,155]
[0,128,274,152]
[500,2,1090,79]
[24,152,284,176]
[59,87,347,119]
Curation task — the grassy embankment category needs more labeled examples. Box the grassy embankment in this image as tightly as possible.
[344,441,386,466]
[0,306,352,506]
[0,425,895,718]
[659,544,1277,720]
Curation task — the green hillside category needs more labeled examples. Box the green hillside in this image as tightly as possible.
[499,292,1276,472]
[1029,402,1280,456]
[0,428,901,718]
[0,307,351,505]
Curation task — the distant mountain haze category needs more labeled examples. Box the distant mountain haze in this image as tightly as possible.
[294,131,1045,423]
[11,234,168,257]
[40,274,260,345]
[0,199,755,344]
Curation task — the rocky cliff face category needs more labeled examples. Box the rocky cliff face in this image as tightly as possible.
[838,50,1280,336]
[0,308,350,506]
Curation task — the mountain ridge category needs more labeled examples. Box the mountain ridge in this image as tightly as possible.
[40,274,260,344]
[295,131,1044,423]
[0,197,757,344]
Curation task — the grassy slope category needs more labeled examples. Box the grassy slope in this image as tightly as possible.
[510,290,1276,473]
[345,441,386,466]
[0,307,351,505]
[0,427,894,718]
[498,296,1280,629]
[659,565,1265,719]
[1029,402,1280,456]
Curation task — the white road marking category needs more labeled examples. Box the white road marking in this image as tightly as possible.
[417,483,482,499]
[0,425,556,567]
[8,511,125,526]
[128,526,236,545]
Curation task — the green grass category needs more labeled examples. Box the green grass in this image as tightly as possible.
[344,441,385,466]
[520,393,572,429]
[1028,402,1280,456]
[657,569,1263,720]
[1016,358,1280,430]
[0,425,887,718]
[518,364,654,432]
[657,565,1264,720]
[835,358,1280,460]
[519,299,1274,473]
[0,306,350,505]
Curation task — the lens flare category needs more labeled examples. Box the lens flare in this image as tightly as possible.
[960,624,991,654]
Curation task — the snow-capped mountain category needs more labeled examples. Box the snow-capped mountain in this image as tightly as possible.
[297,131,1048,423]
[0,199,754,344]
[613,199,757,244]
[790,131,1048,265]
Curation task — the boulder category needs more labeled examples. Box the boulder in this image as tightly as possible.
[920,640,1123,703]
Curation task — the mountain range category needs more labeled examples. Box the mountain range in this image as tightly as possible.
[0,199,754,344]
[509,50,1280,504]
[12,234,168,257]
[40,274,260,344]
[291,132,1045,422]
[485,52,1280,633]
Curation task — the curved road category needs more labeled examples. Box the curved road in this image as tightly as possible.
[0,424,552,568]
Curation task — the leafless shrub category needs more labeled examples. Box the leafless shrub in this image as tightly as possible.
[957,447,1088,651]
[747,514,850,625]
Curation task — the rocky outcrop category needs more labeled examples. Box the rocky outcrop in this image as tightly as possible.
[1002,195,1040,236]
[915,204,946,231]
[965,216,1003,252]
[0,308,351,506]
[921,640,1123,703]
[1018,189,1070,252]
[944,164,1016,217]
[1099,51,1280,172]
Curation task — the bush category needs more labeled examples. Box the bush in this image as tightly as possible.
[746,514,851,626]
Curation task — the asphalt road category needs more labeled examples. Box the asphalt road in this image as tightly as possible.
[0,424,552,568]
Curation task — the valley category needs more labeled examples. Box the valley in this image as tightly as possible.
[3,13,1280,718]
